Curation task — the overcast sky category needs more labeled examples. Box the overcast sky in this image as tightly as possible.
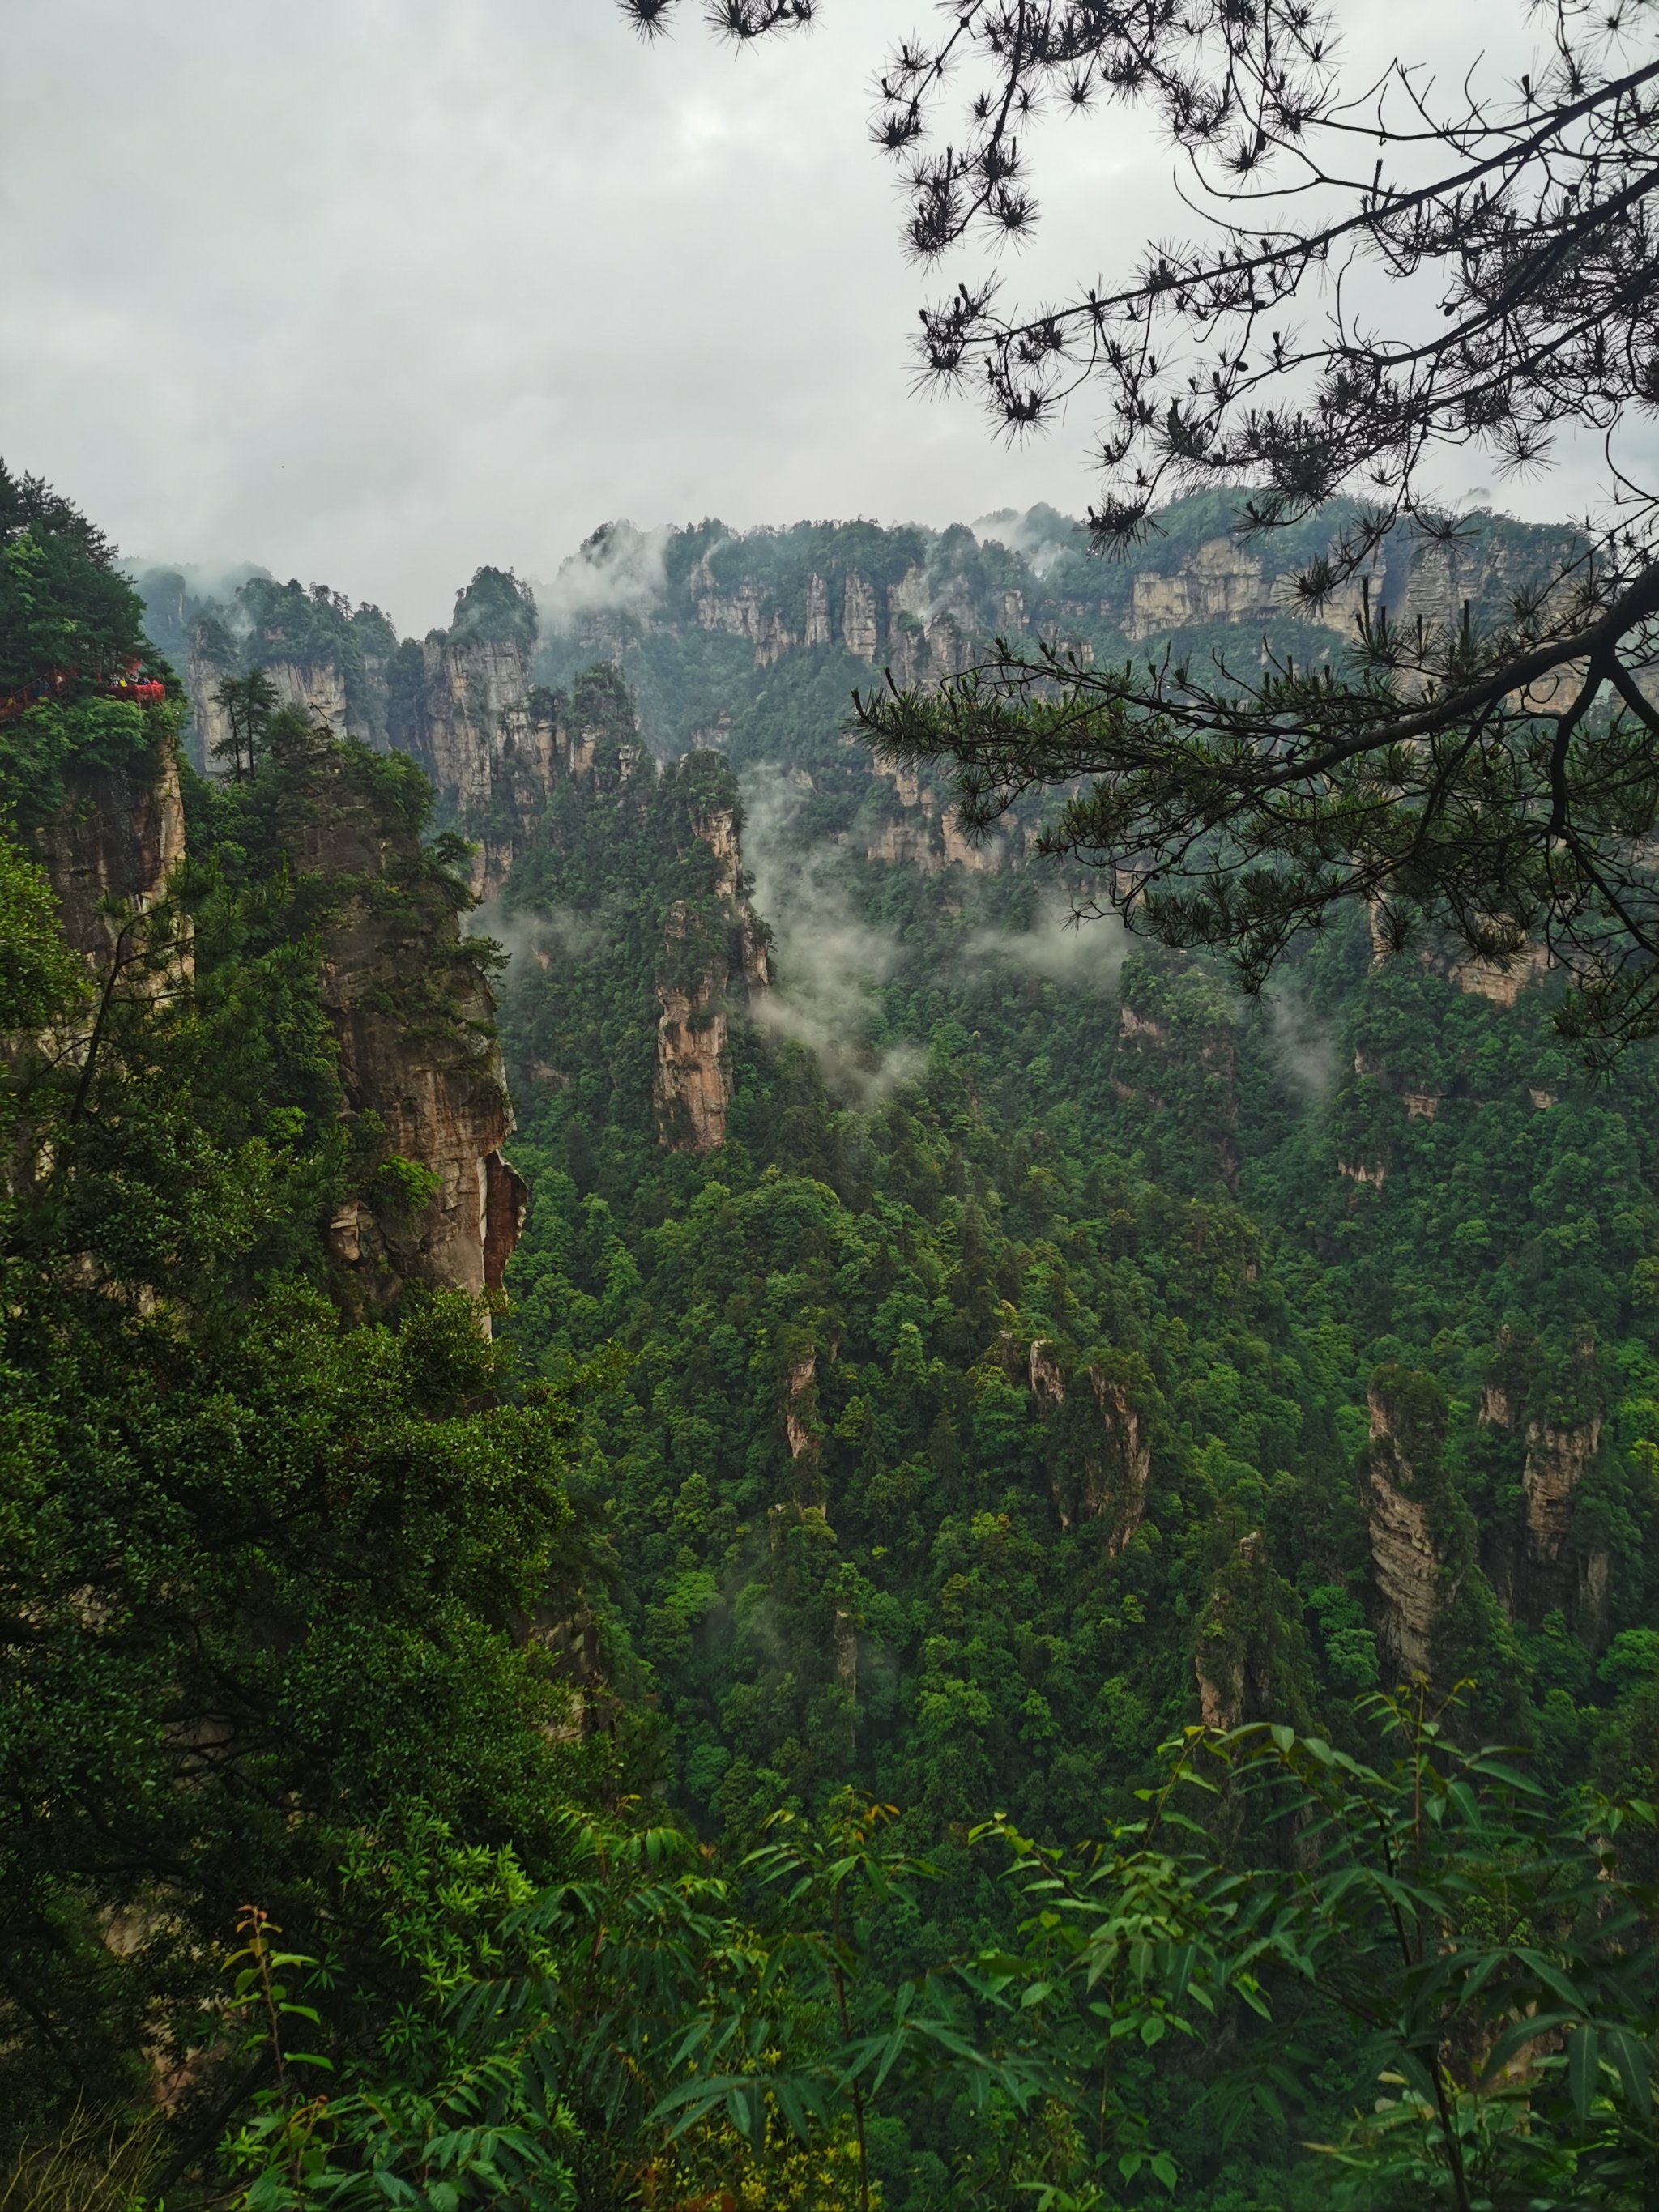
[2,0,1583,633]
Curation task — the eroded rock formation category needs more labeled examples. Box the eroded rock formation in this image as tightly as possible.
[413,633,531,816]
[864,761,1017,875]
[655,930,734,1155]
[785,1352,817,1459]
[1026,1338,1153,1549]
[36,737,188,970]
[1363,1368,1456,1681]
[1520,1415,1605,1620]
[262,723,526,1311]
[653,796,769,1154]
[842,571,880,660]
[1124,534,1385,643]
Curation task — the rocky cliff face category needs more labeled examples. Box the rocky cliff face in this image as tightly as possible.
[1363,1369,1458,1681]
[36,737,188,971]
[684,556,984,680]
[262,722,527,1313]
[408,633,533,817]
[174,570,540,847]
[655,918,734,1155]
[1469,1330,1611,1638]
[863,761,1014,874]
[1521,1416,1604,1611]
[189,656,357,765]
[1124,535,1381,643]
[1026,1337,1152,1549]
[523,501,1576,742]
[653,796,770,1154]
[30,712,524,1313]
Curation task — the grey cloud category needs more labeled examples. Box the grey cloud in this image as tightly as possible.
[741,770,920,1105]
[1,0,1584,637]
[535,522,670,634]
[466,899,608,975]
[965,893,1128,991]
[1260,987,1340,1106]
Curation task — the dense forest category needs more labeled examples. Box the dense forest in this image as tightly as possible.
[4,463,1657,2212]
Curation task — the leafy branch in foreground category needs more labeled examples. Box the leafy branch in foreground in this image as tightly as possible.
[856,575,1659,1051]
[633,0,1659,600]
[220,1801,978,2211]
[216,1703,1659,2210]
[969,1689,1659,2210]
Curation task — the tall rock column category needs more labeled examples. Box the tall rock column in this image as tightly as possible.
[390,568,541,829]
[414,633,532,816]
[264,720,527,1312]
[653,774,770,1153]
[1363,1365,1461,1682]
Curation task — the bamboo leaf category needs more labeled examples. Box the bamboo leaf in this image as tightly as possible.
[1567,2024,1599,2121]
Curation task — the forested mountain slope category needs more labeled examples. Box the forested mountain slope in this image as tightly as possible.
[135,492,1574,832]
[0,465,611,2168]
[3,473,1652,2207]
[489,664,1659,1837]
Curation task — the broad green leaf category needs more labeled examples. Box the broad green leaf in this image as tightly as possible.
[1567,2024,1600,2121]
[1605,2025,1652,2113]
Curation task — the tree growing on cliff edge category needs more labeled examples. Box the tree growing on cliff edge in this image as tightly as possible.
[626,0,1659,1046]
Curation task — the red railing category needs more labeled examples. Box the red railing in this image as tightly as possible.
[0,663,168,727]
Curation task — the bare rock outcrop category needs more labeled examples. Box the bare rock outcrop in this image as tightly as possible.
[1338,1158,1388,1190]
[1524,1417,1602,1566]
[653,797,770,1153]
[842,571,880,661]
[36,737,188,970]
[32,713,523,1315]
[188,646,379,767]
[865,760,1009,873]
[1520,1415,1604,1624]
[466,685,645,903]
[1363,1368,1456,1681]
[785,1351,817,1459]
[690,567,851,669]
[1478,1383,1515,1430]
[834,1607,857,1698]
[413,633,532,817]
[1438,942,1550,1007]
[1124,535,1382,644]
[866,817,939,871]
[1026,1338,1153,1549]
[1365,897,1550,1005]
[696,579,788,665]
[1086,1367,1153,1553]
[804,571,833,648]
[1028,1338,1066,1416]
[1477,1328,1607,1633]
[265,659,350,737]
[655,935,733,1155]
[1128,538,1274,640]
